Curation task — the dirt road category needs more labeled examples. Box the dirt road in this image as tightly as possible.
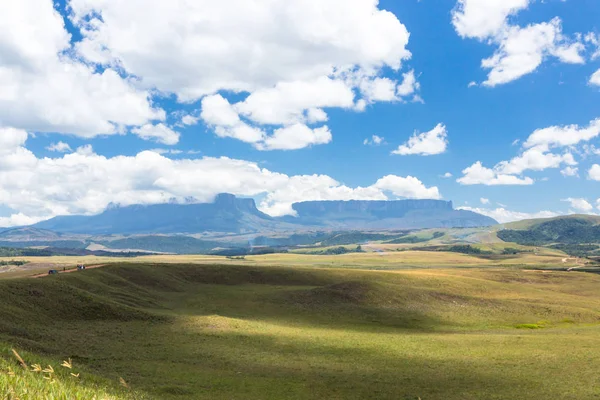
[30,264,107,278]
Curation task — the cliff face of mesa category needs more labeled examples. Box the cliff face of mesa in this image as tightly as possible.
[292,199,454,218]
[286,199,496,229]
[30,195,497,235]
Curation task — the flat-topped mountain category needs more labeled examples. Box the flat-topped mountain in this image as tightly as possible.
[33,193,284,234]
[285,199,496,229]
[29,194,497,234]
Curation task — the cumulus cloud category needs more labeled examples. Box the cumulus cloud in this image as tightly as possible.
[452,0,531,39]
[481,19,585,87]
[561,166,579,177]
[372,175,441,199]
[0,138,441,226]
[452,1,585,86]
[0,128,28,154]
[589,164,600,181]
[561,198,594,213]
[257,124,332,151]
[395,70,421,99]
[458,117,600,185]
[457,162,534,185]
[480,198,490,205]
[441,172,453,178]
[0,0,164,137]
[66,0,419,149]
[591,69,600,86]
[131,124,180,145]
[364,135,386,146]
[524,119,600,149]
[392,123,448,156]
[458,206,559,224]
[495,148,577,175]
[46,142,73,153]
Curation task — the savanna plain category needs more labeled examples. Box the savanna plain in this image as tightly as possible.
[1,250,600,399]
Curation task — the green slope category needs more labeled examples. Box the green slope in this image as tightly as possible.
[497,215,600,257]
[2,263,600,399]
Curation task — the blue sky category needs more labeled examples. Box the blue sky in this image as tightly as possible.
[0,0,599,226]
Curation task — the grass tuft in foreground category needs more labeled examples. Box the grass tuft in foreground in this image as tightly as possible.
[0,348,145,400]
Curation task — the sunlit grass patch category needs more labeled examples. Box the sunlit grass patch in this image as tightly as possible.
[0,348,146,400]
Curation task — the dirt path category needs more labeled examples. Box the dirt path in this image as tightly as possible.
[30,264,107,278]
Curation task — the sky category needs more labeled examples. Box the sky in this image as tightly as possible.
[1,0,600,227]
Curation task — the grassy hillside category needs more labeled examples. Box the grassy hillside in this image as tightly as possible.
[0,346,146,399]
[502,214,600,231]
[2,263,600,398]
[498,216,600,256]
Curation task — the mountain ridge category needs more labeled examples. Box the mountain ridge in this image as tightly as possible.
[26,194,497,235]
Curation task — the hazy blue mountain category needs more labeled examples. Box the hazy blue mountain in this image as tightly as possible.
[283,199,497,229]
[30,194,497,235]
[33,193,283,234]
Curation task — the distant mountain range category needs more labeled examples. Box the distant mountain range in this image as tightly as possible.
[28,193,497,235]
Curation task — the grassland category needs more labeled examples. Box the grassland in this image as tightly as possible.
[0,246,583,280]
[2,262,600,399]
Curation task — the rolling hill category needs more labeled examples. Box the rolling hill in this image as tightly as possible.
[497,215,600,256]
[3,263,600,399]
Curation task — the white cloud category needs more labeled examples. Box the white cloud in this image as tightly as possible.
[360,77,398,103]
[495,147,577,175]
[235,77,355,125]
[452,0,531,39]
[482,19,585,87]
[67,0,418,150]
[452,1,585,87]
[392,123,448,156]
[524,119,600,149]
[585,33,600,60]
[364,135,386,146]
[373,175,441,199]
[457,162,534,185]
[180,115,199,126]
[0,0,164,137]
[561,166,579,177]
[149,149,183,156]
[200,95,242,127]
[396,70,421,99]
[257,124,332,151]
[458,206,559,224]
[561,198,594,213]
[458,117,600,185]
[441,172,453,178]
[71,0,412,100]
[589,164,600,181]
[46,142,73,153]
[591,69,600,86]
[0,138,441,225]
[131,124,180,145]
[480,198,490,205]
[0,128,28,154]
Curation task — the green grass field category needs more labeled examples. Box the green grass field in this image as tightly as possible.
[1,262,600,399]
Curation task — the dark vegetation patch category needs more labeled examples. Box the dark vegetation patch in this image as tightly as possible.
[319,231,411,246]
[498,218,600,247]
[0,246,152,258]
[307,245,365,255]
[99,236,225,254]
[385,231,444,244]
[0,260,28,266]
[549,244,600,257]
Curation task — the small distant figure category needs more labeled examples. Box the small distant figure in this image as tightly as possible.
[48,269,59,275]
[77,264,86,271]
